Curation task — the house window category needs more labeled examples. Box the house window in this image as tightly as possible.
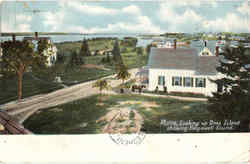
[158,76,165,86]
[217,82,223,92]
[202,52,209,56]
[184,77,193,87]
[195,78,206,88]
[172,77,182,86]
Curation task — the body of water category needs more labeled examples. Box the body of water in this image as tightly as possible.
[1,34,249,52]
[0,34,152,47]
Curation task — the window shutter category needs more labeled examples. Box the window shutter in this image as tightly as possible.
[195,78,198,87]
[183,78,186,87]
[191,78,194,87]
[180,77,182,86]
[172,77,174,86]
[204,78,206,88]
[158,76,160,85]
[163,76,165,86]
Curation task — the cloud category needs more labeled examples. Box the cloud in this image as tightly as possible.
[2,22,31,32]
[16,15,32,22]
[122,5,141,15]
[61,15,162,34]
[64,1,119,15]
[42,2,160,33]
[158,3,203,32]
[159,0,216,8]
[42,11,65,31]
[1,13,32,32]
[237,2,250,15]
[59,1,142,16]
[157,1,249,33]
[170,0,201,7]
[201,13,250,32]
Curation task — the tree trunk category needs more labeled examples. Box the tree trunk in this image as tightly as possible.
[120,80,124,93]
[17,73,23,101]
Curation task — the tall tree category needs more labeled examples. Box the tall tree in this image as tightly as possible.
[137,47,144,56]
[1,39,50,100]
[208,45,250,131]
[146,44,154,55]
[112,39,123,65]
[80,39,91,57]
[116,64,131,93]
[92,79,111,97]
[68,50,84,68]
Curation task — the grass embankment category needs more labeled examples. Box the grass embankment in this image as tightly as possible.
[24,94,209,134]
[0,73,62,104]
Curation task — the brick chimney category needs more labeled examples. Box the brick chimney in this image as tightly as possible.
[35,32,38,40]
[174,39,177,49]
[216,46,219,56]
[204,40,207,47]
[12,34,16,42]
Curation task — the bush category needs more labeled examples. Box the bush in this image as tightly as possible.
[121,47,128,53]
[129,111,135,120]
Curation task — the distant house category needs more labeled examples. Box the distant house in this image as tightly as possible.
[231,36,245,41]
[24,37,57,67]
[147,45,223,97]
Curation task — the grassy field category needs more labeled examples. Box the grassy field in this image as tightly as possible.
[0,37,148,104]
[0,73,63,104]
[32,61,115,86]
[55,38,115,55]
[24,94,210,134]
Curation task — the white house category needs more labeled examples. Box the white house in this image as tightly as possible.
[24,37,57,67]
[147,46,223,97]
[41,39,57,67]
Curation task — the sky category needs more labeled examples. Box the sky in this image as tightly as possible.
[0,0,250,34]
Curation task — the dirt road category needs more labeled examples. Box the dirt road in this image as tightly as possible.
[0,69,139,123]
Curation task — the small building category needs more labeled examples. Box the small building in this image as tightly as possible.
[147,46,222,97]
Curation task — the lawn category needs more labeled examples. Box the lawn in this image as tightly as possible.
[0,37,148,104]
[55,38,115,55]
[32,61,115,86]
[55,37,148,70]
[0,73,63,104]
[23,94,211,134]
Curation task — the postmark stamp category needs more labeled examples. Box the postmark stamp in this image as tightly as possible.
[109,133,146,145]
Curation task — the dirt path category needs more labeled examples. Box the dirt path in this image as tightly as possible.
[0,67,207,124]
[0,69,139,123]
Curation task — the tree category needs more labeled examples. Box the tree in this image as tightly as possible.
[146,44,154,55]
[106,51,111,63]
[207,45,250,131]
[112,39,123,65]
[1,39,50,100]
[94,50,100,56]
[137,47,143,56]
[80,39,91,57]
[116,64,131,93]
[69,50,84,67]
[92,79,111,98]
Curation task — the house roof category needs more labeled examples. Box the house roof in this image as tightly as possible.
[148,47,219,75]
[0,111,32,135]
